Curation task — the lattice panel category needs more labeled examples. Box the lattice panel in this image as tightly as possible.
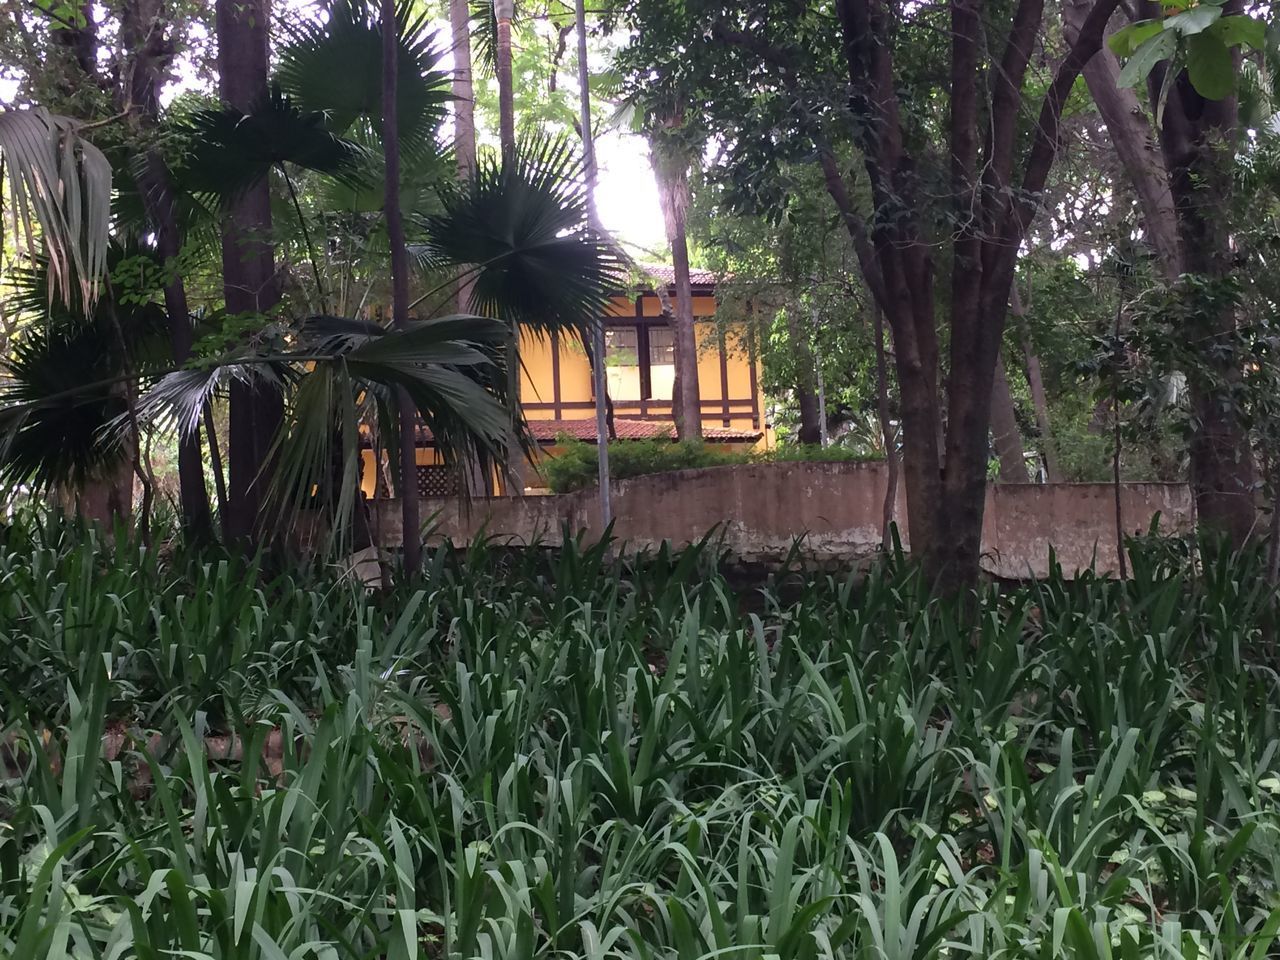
[416,465,460,498]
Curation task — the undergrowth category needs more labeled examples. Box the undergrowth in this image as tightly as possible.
[1,515,1279,958]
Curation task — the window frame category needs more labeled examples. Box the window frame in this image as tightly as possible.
[604,320,676,402]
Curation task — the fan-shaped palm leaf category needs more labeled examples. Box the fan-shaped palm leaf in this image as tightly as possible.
[0,301,166,494]
[419,134,623,339]
[132,313,517,548]
[173,85,369,202]
[0,108,111,310]
[277,0,451,162]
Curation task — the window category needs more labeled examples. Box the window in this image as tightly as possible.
[605,328,642,401]
[604,324,676,402]
[647,326,675,401]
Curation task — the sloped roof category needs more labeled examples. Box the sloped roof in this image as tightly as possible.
[638,264,720,289]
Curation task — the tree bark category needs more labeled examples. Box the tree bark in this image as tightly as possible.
[450,0,476,314]
[574,0,612,526]
[784,306,822,445]
[651,126,702,442]
[1011,283,1060,481]
[216,0,283,547]
[1062,0,1181,281]
[873,305,900,549]
[990,352,1027,482]
[1068,0,1255,545]
[1147,44,1256,546]
[495,0,516,156]
[381,0,422,573]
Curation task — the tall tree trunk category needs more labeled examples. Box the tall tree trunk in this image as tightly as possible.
[990,351,1027,482]
[1062,0,1181,280]
[872,305,900,549]
[651,127,701,441]
[123,0,212,541]
[216,0,283,546]
[451,0,490,497]
[574,0,612,526]
[494,0,516,156]
[1011,284,1060,481]
[1066,0,1255,545]
[784,306,822,445]
[451,0,476,313]
[492,0,527,493]
[1150,53,1256,545]
[381,0,422,573]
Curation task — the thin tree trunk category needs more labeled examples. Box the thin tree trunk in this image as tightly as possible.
[495,0,516,156]
[873,305,900,550]
[450,0,476,313]
[451,0,488,497]
[785,305,822,445]
[990,352,1027,482]
[381,0,421,573]
[145,154,214,541]
[1063,0,1181,279]
[1010,284,1060,482]
[492,0,527,493]
[575,0,611,526]
[118,0,214,542]
[203,401,229,526]
[216,0,283,547]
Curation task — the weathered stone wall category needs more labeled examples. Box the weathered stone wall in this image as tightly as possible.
[374,462,1193,578]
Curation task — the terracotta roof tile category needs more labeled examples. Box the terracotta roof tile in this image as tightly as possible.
[639,264,719,289]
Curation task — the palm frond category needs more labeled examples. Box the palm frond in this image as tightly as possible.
[172,85,370,202]
[0,302,165,494]
[419,133,624,340]
[277,0,451,162]
[0,108,112,310]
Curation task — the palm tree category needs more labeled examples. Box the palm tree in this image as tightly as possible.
[449,0,477,313]
[494,0,516,157]
[381,0,422,571]
[214,0,284,546]
[0,108,111,311]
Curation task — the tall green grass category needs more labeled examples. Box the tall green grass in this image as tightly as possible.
[1,514,1278,958]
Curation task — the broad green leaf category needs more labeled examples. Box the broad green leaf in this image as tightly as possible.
[1164,5,1222,36]
[1186,31,1235,99]
[1109,20,1166,57]
[1117,31,1177,88]
[1208,14,1265,51]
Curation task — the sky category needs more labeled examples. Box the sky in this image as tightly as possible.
[0,4,670,256]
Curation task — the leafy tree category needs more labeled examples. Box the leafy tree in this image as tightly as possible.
[612,0,1123,590]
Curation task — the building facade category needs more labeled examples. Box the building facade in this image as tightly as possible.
[363,268,770,496]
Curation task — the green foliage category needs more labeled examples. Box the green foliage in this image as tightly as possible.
[2,516,1280,955]
[542,438,881,492]
[542,435,734,491]
[1110,3,1266,101]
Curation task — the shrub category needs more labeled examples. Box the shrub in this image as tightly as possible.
[2,515,1280,956]
[541,435,739,492]
[543,437,882,492]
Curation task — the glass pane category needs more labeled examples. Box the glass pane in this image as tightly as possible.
[605,326,641,401]
[649,326,675,365]
[605,327,638,366]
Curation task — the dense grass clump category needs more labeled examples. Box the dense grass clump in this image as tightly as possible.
[1,516,1279,958]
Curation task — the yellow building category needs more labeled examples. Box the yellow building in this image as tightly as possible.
[364,267,770,496]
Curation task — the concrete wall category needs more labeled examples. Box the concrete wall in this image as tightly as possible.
[374,462,1193,579]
